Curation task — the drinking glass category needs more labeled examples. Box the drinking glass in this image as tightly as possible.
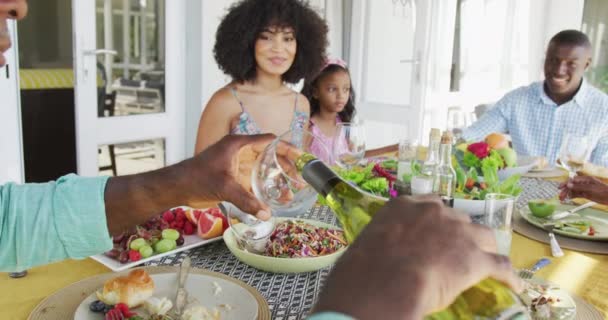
[483,193,515,256]
[334,122,366,169]
[446,107,467,141]
[397,138,417,182]
[558,133,592,178]
[227,129,329,246]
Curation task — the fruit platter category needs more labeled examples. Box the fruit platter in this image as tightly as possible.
[91,207,229,272]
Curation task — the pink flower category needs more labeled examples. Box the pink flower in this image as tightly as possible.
[467,142,490,159]
[389,188,398,198]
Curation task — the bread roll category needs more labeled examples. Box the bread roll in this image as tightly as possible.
[96,269,155,308]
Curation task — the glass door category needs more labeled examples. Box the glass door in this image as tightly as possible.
[73,0,186,177]
[348,0,429,146]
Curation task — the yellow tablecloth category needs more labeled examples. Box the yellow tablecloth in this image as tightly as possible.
[1,233,606,319]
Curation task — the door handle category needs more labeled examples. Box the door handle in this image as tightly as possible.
[399,59,419,65]
[84,49,118,56]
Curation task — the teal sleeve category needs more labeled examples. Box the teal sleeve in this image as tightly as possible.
[0,174,112,272]
[306,312,355,320]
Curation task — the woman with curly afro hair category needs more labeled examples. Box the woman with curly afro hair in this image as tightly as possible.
[194,0,329,153]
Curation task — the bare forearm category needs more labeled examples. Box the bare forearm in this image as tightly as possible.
[104,163,189,235]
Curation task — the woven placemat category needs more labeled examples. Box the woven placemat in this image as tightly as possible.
[573,294,605,320]
[28,266,270,320]
[513,211,608,255]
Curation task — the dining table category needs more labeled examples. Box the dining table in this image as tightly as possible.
[1,177,607,320]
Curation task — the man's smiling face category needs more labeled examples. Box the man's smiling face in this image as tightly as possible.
[544,42,592,103]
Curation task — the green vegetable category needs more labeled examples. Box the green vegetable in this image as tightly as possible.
[361,177,389,196]
[463,152,482,168]
[381,159,398,170]
[455,167,466,191]
[403,160,422,183]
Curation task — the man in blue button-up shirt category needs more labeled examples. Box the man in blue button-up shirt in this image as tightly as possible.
[463,30,608,167]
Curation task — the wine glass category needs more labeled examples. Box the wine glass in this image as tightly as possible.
[558,133,592,178]
[334,122,366,169]
[227,129,329,249]
[558,133,592,202]
[446,107,467,141]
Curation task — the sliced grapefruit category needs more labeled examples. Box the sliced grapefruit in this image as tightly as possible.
[197,213,223,239]
[206,207,229,231]
[184,208,203,225]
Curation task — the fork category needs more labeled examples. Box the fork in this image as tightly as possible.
[518,258,551,279]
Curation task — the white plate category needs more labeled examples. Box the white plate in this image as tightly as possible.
[519,278,576,320]
[498,156,539,180]
[528,166,557,173]
[74,272,258,320]
[91,235,222,272]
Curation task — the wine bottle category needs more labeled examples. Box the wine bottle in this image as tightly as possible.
[295,153,524,319]
[297,155,387,243]
[433,131,456,207]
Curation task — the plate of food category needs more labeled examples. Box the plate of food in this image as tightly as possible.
[92,207,229,272]
[520,202,608,241]
[224,218,348,273]
[519,278,576,320]
[28,266,270,320]
[74,268,261,320]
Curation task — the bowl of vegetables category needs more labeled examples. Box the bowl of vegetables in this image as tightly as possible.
[224,218,348,273]
[453,137,523,215]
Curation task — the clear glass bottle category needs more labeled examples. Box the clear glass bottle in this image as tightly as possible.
[433,131,456,207]
[412,128,441,195]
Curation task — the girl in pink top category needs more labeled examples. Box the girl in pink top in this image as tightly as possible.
[302,59,397,165]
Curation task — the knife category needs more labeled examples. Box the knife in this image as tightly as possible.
[175,256,191,316]
[549,201,597,220]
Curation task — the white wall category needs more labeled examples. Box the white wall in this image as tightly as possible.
[528,0,585,82]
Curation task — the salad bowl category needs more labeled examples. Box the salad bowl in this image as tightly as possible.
[224,218,348,273]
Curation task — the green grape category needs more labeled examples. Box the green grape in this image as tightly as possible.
[129,238,147,251]
[161,229,180,241]
[154,239,176,253]
[139,245,154,258]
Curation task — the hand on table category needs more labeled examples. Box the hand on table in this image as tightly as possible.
[314,195,524,319]
[559,175,608,205]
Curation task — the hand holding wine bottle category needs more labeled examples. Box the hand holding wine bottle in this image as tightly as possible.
[313,195,524,319]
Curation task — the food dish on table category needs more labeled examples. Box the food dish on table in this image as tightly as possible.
[520,204,608,241]
[75,269,259,320]
[92,207,227,272]
[224,218,348,273]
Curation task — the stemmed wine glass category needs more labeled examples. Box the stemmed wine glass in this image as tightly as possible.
[558,133,592,178]
[558,133,592,202]
[333,122,366,169]
[225,129,329,252]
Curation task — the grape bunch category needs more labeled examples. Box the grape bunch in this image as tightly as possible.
[104,207,197,263]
